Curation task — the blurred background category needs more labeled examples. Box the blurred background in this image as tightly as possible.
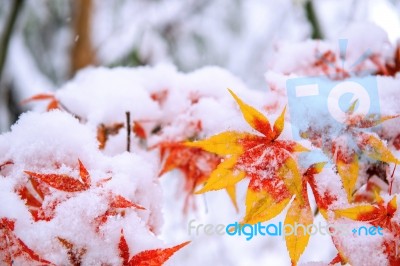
[0,0,400,133]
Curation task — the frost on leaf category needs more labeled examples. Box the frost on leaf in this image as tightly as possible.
[302,99,400,203]
[334,194,400,265]
[187,89,312,264]
[94,194,145,233]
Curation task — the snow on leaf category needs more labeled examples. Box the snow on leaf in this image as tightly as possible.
[347,114,400,128]
[97,123,124,149]
[187,90,316,263]
[303,162,336,218]
[334,205,378,221]
[57,237,87,266]
[0,218,53,265]
[335,195,400,236]
[94,194,145,233]
[336,153,359,202]
[110,195,146,210]
[357,133,400,164]
[17,178,57,221]
[284,195,313,265]
[118,230,190,266]
[158,142,221,211]
[189,90,307,218]
[278,156,303,201]
[383,239,400,266]
[118,230,130,265]
[24,160,91,192]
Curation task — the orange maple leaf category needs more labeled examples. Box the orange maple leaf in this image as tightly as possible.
[118,229,190,266]
[335,194,400,236]
[133,121,147,139]
[21,93,60,111]
[334,193,400,265]
[158,142,221,211]
[186,89,312,264]
[97,123,124,150]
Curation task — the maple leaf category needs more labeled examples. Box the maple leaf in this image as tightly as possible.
[118,229,190,266]
[94,194,145,232]
[186,89,311,264]
[133,121,147,139]
[376,44,400,76]
[0,218,53,265]
[97,123,124,149]
[302,99,400,202]
[21,93,60,111]
[334,194,400,265]
[158,142,222,211]
[302,162,337,219]
[24,159,91,192]
[17,178,58,221]
[334,194,400,236]
[353,175,388,203]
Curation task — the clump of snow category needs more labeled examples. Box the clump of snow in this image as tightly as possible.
[0,111,164,265]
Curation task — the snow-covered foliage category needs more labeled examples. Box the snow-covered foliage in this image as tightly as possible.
[2,22,400,265]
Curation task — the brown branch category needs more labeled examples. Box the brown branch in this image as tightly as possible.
[0,0,25,83]
[126,111,131,152]
[70,0,96,75]
[304,0,324,39]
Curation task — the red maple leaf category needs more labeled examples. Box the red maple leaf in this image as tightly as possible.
[24,160,91,192]
[0,218,53,265]
[94,194,145,233]
[118,229,190,266]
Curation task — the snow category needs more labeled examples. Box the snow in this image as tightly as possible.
[2,14,400,266]
[0,111,163,265]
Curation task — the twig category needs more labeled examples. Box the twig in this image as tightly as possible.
[304,0,324,39]
[0,0,24,83]
[126,111,131,152]
[389,163,397,195]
